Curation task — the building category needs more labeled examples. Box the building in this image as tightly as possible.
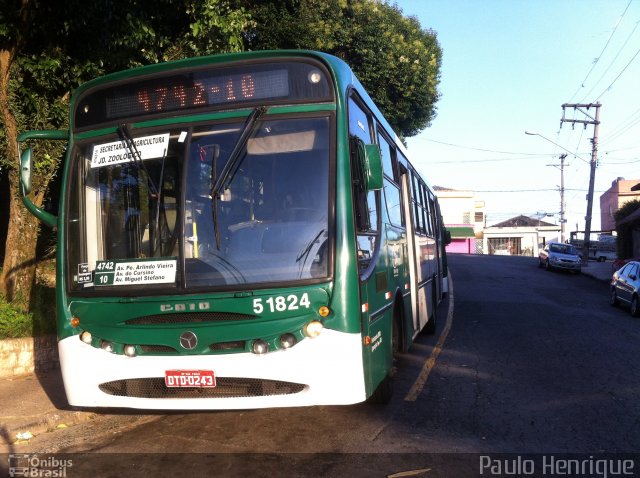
[434,186,485,254]
[600,178,640,232]
[483,215,560,257]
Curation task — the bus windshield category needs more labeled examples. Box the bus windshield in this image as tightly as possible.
[67,115,331,292]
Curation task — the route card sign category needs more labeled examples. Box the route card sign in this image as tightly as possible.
[90,133,170,168]
[94,258,177,286]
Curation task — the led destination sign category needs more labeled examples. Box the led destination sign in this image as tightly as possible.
[108,69,289,117]
[75,61,331,129]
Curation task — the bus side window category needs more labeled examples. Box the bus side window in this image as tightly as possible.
[378,133,403,227]
[348,95,379,273]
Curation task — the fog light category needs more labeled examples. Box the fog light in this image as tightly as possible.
[279,333,297,349]
[80,331,92,344]
[123,344,137,357]
[252,339,269,355]
[100,340,114,353]
[304,320,323,338]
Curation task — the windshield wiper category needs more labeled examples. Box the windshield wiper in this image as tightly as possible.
[117,123,159,197]
[151,147,168,257]
[209,106,266,249]
[210,106,266,200]
[296,229,326,264]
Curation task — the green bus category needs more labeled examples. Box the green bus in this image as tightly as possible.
[18,50,448,409]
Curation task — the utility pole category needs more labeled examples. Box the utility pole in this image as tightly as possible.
[560,102,601,265]
[547,154,567,243]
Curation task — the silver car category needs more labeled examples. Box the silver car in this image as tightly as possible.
[610,260,640,316]
[538,242,582,273]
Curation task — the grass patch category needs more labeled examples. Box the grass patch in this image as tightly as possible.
[0,285,57,340]
[31,283,57,336]
[0,297,34,338]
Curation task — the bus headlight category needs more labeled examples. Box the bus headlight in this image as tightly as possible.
[100,340,114,353]
[80,331,92,344]
[304,320,323,338]
[279,333,297,349]
[252,339,269,355]
[123,344,137,357]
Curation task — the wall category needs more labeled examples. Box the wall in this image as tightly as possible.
[0,335,58,378]
[600,178,640,231]
[447,238,473,254]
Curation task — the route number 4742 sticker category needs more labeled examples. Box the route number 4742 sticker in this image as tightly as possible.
[253,293,311,314]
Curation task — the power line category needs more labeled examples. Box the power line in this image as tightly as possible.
[417,138,554,156]
[602,109,640,145]
[602,105,640,144]
[474,188,603,193]
[581,18,640,102]
[569,0,634,102]
[429,155,551,164]
[596,42,640,100]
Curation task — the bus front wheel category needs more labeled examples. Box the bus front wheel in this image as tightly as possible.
[367,373,392,405]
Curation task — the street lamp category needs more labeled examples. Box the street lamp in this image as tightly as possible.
[524,131,590,163]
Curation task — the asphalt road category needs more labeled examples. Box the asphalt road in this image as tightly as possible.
[21,254,640,476]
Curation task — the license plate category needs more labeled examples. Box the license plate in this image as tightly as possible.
[165,370,216,388]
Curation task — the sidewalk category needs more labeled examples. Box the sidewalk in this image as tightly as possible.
[580,259,615,282]
[0,368,98,452]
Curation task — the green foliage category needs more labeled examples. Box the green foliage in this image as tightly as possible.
[185,0,253,56]
[0,297,32,339]
[245,0,442,137]
[1,0,252,176]
[614,199,640,223]
[1,0,252,316]
[0,285,56,339]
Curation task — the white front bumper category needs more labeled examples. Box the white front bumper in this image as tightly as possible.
[58,329,365,410]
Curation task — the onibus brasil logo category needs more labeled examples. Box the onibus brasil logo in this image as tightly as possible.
[8,454,73,477]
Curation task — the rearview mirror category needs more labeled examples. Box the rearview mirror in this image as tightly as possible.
[363,144,383,191]
[20,147,32,194]
[444,228,452,245]
[16,129,68,229]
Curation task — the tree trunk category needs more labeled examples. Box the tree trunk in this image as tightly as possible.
[0,49,41,310]
[1,171,41,308]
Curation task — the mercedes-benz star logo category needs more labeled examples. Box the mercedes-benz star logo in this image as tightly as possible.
[179,331,198,350]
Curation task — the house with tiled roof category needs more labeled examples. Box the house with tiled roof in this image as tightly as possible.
[483,215,561,257]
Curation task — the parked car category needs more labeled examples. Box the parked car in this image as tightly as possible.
[610,260,640,316]
[538,242,582,273]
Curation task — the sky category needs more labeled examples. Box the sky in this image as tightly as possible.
[393,0,640,231]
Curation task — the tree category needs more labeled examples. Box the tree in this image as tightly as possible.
[0,0,251,310]
[1,0,440,312]
[244,0,442,138]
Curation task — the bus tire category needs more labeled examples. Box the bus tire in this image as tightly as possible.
[392,298,408,353]
[422,280,437,335]
[423,314,436,335]
[367,373,392,405]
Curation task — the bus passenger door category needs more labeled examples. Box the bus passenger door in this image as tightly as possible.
[400,171,427,334]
